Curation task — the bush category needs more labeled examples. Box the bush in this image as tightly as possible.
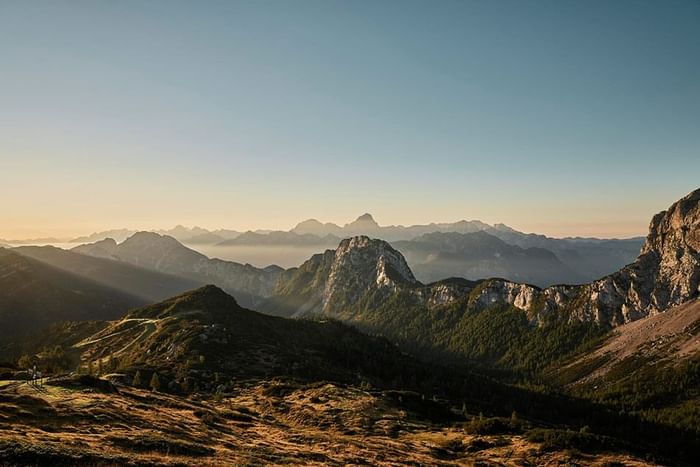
[464,416,521,435]
[132,370,142,388]
[525,428,618,453]
[150,372,161,392]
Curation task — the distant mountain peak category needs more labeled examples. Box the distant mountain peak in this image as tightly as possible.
[345,213,380,231]
[291,218,343,236]
[125,231,179,244]
[297,218,321,225]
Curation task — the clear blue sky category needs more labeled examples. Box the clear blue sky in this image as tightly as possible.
[1,0,698,238]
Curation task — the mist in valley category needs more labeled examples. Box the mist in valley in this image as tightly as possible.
[184,243,331,269]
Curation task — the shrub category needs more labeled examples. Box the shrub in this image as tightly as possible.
[150,372,161,392]
[525,428,618,453]
[132,370,142,388]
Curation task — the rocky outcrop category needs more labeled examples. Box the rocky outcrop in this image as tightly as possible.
[323,236,418,314]
[471,188,700,326]
[269,236,420,317]
[574,188,700,324]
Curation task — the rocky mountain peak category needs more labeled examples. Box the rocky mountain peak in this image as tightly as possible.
[424,188,700,327]
[635,188,700,311]
[642,188,700,256]
[336,236,417,282]
[547,188,700,325]
[322,236,418,315]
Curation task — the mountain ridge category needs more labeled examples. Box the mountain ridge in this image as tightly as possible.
[268,188,700,330]
[72,232,283,308]
[393,230,585,287]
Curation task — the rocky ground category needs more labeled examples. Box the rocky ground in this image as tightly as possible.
[0,376,657,466]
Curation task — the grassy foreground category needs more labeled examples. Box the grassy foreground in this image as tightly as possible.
[0,375,656,466]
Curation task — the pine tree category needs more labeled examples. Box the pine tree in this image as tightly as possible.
[150,372,161,392]
[132,370,142,388]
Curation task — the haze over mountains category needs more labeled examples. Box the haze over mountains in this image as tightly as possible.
[0,249,144,341]
[71,233,282,309]
[5,212,643,289]
[12,245,204,303]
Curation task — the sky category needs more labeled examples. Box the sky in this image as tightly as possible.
[1,0,699,240]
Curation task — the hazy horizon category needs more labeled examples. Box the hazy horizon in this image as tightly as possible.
[0,207,658,242]
[2,1,699,239]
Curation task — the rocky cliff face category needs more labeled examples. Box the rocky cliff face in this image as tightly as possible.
[270,236,422,317]
[467,189,700,326]
[322,236,418,314]
[575,188,700,324]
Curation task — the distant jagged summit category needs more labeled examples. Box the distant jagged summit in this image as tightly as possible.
[345,213,380,231]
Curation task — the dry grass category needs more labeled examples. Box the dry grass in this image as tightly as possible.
[0,378,657,466]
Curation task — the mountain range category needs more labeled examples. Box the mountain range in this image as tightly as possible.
[53,188,700,387]
[2,211,645,291]
[71,233,283,308]
[46,213,642,289]
[264,189,699,336]
[1,188,699,464]
[63,189,697,332]
[393,231,585,286]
